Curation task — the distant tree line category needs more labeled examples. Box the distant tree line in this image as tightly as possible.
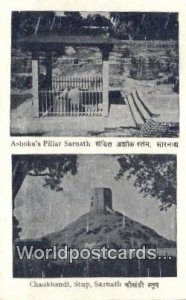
[12,11,178,40]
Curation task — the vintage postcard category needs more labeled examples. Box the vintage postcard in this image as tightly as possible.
[0,1,186,300]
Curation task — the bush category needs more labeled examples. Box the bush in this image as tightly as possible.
[11,75,32,90]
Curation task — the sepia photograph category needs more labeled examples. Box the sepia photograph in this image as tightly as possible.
[1,0,186,298]
[11,11,179,137]
[13,154,177,277]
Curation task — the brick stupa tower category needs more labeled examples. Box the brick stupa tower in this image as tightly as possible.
[90,187,112,212]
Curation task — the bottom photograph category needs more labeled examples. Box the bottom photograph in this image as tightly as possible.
[12,154,177,277]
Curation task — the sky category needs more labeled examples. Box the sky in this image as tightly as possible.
[14,155,176,241]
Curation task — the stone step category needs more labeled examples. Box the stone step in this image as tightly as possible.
[131,91,151,121]
[126,94,145,126]
[135,89,157,117]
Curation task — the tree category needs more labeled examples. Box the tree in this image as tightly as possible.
[12,155,78,239]
[12,11,55,39]
[110,12,143,40]
[115,155,176,210]
[63,12,83,32]
[110,12,178,40]
[84,14,111,27]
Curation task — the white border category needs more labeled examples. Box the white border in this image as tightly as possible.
[0,1,186,299]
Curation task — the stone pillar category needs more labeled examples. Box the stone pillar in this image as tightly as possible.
[101,46,112,117]
[32,52,39,117]
[103,60,109,117]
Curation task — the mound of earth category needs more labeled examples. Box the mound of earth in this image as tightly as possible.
[44,210,176,250]
[14,210,176,277]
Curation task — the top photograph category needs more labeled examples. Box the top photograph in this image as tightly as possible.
[11,11,179,137]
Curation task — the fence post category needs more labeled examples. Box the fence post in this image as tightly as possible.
[46,52,52,89]
[32,52,39,117]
